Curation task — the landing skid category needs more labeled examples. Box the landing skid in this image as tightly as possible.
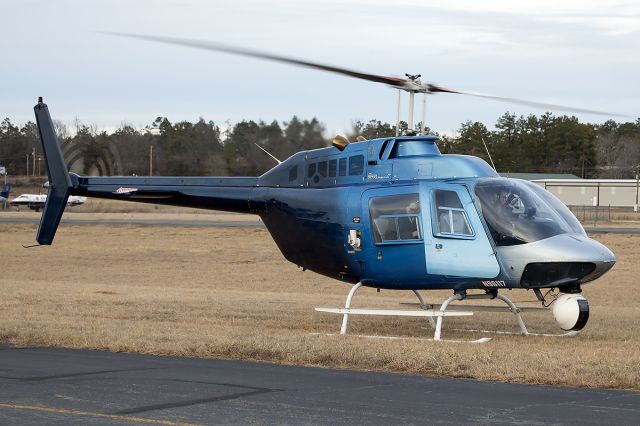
[451,328,580,337]
[315,283,581,341]
[433,291,581,339]
[309,332,491,344]
[433,291,529,340]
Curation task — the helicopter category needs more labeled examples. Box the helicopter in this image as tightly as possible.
[32,35,618,342]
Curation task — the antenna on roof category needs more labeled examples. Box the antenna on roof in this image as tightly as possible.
[254,143,282,164]
[481,137,497,171]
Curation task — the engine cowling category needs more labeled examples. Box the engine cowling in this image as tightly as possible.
[552,293,589,331]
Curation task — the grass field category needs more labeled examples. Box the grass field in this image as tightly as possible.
[0,220,639,390]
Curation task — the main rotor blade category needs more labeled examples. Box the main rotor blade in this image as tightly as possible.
[109,33,628,118]
[427,84,629,117]
[108,33,408,89]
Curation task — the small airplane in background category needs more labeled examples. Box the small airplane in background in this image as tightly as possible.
[0,184,11,203]
[10,193,86,212]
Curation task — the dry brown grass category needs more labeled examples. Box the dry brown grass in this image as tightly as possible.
[0,221,639,390]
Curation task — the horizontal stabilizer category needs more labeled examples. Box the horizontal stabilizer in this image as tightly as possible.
[34,100,72,245]
[315,307,473,317]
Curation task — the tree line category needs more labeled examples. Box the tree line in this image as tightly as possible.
[1,113,639,178]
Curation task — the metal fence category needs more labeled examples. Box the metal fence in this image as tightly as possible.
[568,205,611,224]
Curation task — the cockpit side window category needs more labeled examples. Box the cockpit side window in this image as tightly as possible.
[474,178,585,246]
[369,193,421,244]
[379,140,390,159]
[433,190,473,237]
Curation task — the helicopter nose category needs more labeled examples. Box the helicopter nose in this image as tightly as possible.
[586,236,616,277]
[596,239,616,264]
[497,233,616,288]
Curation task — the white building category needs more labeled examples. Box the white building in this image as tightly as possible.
[533,179,640,208]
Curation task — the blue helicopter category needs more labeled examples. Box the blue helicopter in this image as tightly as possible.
[33,35,617,342]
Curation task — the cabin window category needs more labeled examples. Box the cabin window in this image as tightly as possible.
[288,166,298,182]
[318,161,327,177]
[307,163,316,178]
[329,159,337,177]
[349,155,364,176]
[379,140,390,159]
[338,158,347,176]
[389,140,439,158]
[433,190,473,237]
[369,193,421,244]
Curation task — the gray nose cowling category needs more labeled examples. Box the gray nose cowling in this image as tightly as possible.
[496,234,616,289]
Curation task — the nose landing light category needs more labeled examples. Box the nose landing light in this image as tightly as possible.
[552,293,589,331]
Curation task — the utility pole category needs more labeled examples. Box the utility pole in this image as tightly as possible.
[32,148,36,177]
[149,145,153,176]
[635,165,639,213]
[1,168,5,210]
[26,153,30,176]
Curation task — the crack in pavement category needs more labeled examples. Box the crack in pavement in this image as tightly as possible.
[112,388,279,415]
[0,367,161,382]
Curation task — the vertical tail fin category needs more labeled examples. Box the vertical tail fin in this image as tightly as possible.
[34,99,72,245]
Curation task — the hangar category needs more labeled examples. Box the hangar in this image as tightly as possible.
[500,173,640,211]
[533,179,639,209]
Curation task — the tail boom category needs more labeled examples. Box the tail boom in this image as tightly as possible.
[70,175,263,213]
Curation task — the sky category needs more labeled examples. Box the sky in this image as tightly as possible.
[1,0,638,136]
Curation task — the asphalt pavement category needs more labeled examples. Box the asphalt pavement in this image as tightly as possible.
[0,344,638,425]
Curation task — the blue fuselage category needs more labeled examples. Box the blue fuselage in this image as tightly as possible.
[70,136,615,291]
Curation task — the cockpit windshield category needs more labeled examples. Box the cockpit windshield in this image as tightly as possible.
[474,178,585,246]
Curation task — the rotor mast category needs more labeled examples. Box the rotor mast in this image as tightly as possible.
[402,73,426,136]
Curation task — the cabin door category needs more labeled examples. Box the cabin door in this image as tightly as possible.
[423,183,500,278]
[360,185,427,287]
